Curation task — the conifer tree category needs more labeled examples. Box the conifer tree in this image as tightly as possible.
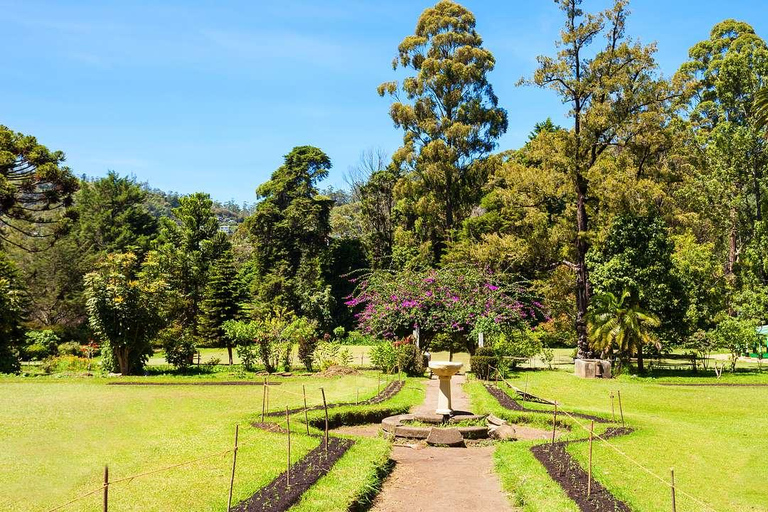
[199,250,241,365]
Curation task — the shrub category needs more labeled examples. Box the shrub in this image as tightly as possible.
[298,336,318,371]
[159,326,197,371]
[470,346,497,380]
[370,338,424,376]
[344,331,377,346]
[236,343,258,371]
[24,343,50,361]
[285,317,318,371]
[41,355,91,374]
[312,341,352,371]
[332,326,346,342]
[24,330,60,359]
[57,342,83,357]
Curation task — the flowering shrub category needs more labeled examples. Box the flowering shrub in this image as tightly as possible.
[347,266,538,347]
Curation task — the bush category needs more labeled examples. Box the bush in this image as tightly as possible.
[312,341,352,371]
[470,346,497,380]
[41,355,92,374]
[332,326,346,341]
[298,336,319,371]
[159,327,197,371]
[344,331,377,346]
[370,339,424,376]
[236,343,258,371]
[24,343,50,361]
[57,342,83,357]
[24,330,60,359]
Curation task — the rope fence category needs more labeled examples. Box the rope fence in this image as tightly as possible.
[483,366,716,512]
[40,374,390,512]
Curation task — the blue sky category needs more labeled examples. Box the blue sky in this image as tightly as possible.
[1,0,766,204]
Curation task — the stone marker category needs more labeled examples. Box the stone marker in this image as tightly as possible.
[489,424,517,441]
[426,427,465,447]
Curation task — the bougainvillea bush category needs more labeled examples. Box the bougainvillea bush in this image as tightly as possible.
[347,266,540,351]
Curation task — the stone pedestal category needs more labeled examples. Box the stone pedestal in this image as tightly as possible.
[574,359,612,379]
[428,361,463,415]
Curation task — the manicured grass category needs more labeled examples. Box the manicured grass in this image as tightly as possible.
[0,372,413,512]
[466,371,768,512]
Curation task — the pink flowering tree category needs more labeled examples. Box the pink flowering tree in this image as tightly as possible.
[346,266,539,353]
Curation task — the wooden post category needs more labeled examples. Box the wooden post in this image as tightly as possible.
[617,390,625,427]
[321,388,329,457]
[588,420,594,497]
[361,353,364,367]
[285,407,291,487]
[266,376,270,414]
[227,425,239,511]
[551,403,558,444]
[671,467,676,512]
[261,378,267,423]
[378,372,381,394]
[103,465,109,512]
[610,392,616,422]
[303,385,309,435]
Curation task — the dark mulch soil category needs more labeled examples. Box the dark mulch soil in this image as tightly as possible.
[485,384,634,511]
[107,381,280,386]
[660,382,768,387]
[531,428,633,512]
[266,380,405,417]
[484,384,611,424]
[230,438,354,512]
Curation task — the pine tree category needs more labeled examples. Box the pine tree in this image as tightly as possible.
[199,251,241,365]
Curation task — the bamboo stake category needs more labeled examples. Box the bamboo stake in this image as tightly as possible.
[378,372,381,394]
[303,385,309,435]
[321,388,329,457]
[227,425,239,511]
[261,378,267,423]
[671,468,676,512]
[617,390,625,427]
[285,407,291,487]
[266,376,270,414]
[356,388,359,405]
[551,403,558,444]
[588,420,594,497]
[103,465,109,512]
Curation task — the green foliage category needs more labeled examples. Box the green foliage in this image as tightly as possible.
[369,339,424,376]
[40,355,91,374]
[0,254,25,373]
[587,290,661,372]
[708,318,757,371]
[84,252,168,375]
[589,213,686,342]
[379,0,508,261]
[312,340,352,371]
[158,325,197,371]
[24,330,60,357]
[246,146,335,326]
[56,341,83,357]
[0,125,78,250]
[235,343,258,371]
[155,192,229,335]
[198,250,241,363]
[469,346,497,380]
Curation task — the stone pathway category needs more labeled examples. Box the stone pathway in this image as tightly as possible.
[369,374,515,512]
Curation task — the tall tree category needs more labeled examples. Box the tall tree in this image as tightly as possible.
[525,0,671,358]
[76,171,158,255]
[378,0,508,262]
[199,250,241,364]
[0,254,25,373]
[676,20,768,284]
[245,146,335,324]
[85,252,168,375]
[155,192,229,335]
[0,126,78,250]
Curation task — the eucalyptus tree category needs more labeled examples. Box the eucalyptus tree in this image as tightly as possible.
[524,0,672,358]
[677,20,768,283]
[378,0,508,263]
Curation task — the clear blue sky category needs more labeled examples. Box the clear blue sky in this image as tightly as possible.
[1,0,766,204]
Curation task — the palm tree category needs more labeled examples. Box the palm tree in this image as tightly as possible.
[755,86,768,130]
[587,290,661,373]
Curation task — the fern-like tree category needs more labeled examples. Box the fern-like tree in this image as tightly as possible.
[587,290,660,373]
[199,250,241,364]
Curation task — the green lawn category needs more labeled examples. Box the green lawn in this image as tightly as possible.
[466,370,768,512]
[0,372,416,512]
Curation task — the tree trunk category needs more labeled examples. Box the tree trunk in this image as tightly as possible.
[637,345,644,373]
[575,174,591,360]
[117,347,130,375]
[227,345,233,366]
[726,207,738,278]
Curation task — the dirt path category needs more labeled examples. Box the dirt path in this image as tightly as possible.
[370,374,515,512]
